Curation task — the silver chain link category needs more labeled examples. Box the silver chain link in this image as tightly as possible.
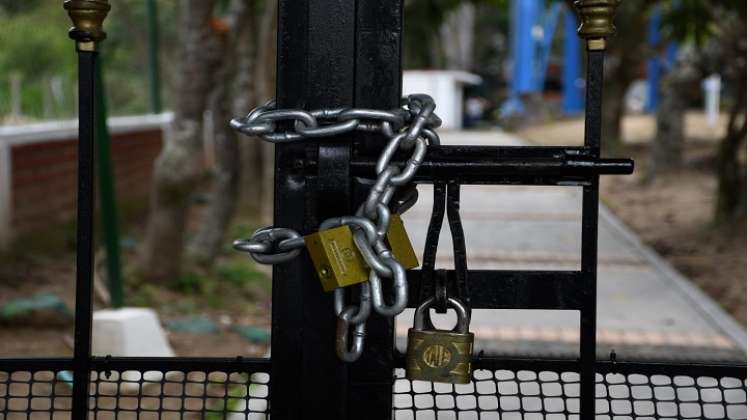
[231,94,441,362]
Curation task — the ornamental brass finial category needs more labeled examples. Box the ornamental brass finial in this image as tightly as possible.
[573,0,621,50]
[64,0,110,48]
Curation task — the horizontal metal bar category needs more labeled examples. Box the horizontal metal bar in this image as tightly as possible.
[471,357,747,376]
[89,356,272,372]
[407,270,584,310]
[471,356,581,372]
[349,146,634,185]
[0,357,271,373]
[395,355,747,376]
[595,360,747,376]
[0,358,75,371]
[5,357,744,379]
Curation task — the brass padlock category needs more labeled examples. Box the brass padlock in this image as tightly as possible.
[406,297,474,384]
[387,214,419,270]
[305,225,369,292]
[305,215,419,292]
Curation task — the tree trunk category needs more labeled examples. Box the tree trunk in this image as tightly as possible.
[715,76,747,224]
[600,1,652,154]
[187,1,256,268]
[255,2,277,225]
[139,0,218,284]
[439,3,476,71]
[234,2,262,216]
[601,78,627,153]
[648,51,699,180]
[187,88,241,267]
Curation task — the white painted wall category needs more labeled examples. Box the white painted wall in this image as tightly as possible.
[402,71,482,130]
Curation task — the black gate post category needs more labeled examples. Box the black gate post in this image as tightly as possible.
[272,1,403,418]
[349,2,403,419]
[272,1,356,418]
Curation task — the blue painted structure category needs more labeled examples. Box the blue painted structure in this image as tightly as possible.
[563,8,584,114]
[646,11,662,112]
[537,2,563,91]
[512,0,542,94]
[500,0,542,117]
[501,0,584,117]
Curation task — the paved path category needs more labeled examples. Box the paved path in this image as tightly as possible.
[395,130,747,363]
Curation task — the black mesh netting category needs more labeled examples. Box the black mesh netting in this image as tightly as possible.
[0,368,270,419]
[392,367,747,419]
[3,364,747,419]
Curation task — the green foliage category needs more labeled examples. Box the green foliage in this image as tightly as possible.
[167,260,267,310]
[661,0,716,45]
[0,0,42,15]
[0,0,178,120]
[661,0,747,45]
[164,316,219,334]
[216,261,265,290]
[231,325,271,344]
[0,7,72,75]
[205,381,255,420]
[0,6,76,118]
[0,294,72,320]
[175,271,209,294]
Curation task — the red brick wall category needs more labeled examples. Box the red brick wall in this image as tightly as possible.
[11,129,163,236]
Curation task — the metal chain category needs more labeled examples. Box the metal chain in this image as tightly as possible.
[231,94,441,362]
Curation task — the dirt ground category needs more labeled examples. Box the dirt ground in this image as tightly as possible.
[518,111,747,326]
[0,227,272,358]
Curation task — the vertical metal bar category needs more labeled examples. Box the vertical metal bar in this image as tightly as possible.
[418,182,447,307]
[271,2,308,418]
[580,49,605,420]
[273,0,356,418]
[71,48,97,420]
[94,58,124,309]
[446,183,469,310]
[348,2,403,417]
[146,0,162,113]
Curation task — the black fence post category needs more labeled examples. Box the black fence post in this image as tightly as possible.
[63,1,110,419]
[573,1,619,418]
[579,48,604,420]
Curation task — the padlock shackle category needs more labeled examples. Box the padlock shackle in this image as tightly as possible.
[413,297,470,333]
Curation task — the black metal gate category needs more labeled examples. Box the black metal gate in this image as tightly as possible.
[2,1,747,419]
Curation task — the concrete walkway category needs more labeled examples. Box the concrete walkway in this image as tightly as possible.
[395,130,747,363]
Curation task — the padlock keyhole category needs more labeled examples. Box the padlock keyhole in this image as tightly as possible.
[427,308,458,331]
